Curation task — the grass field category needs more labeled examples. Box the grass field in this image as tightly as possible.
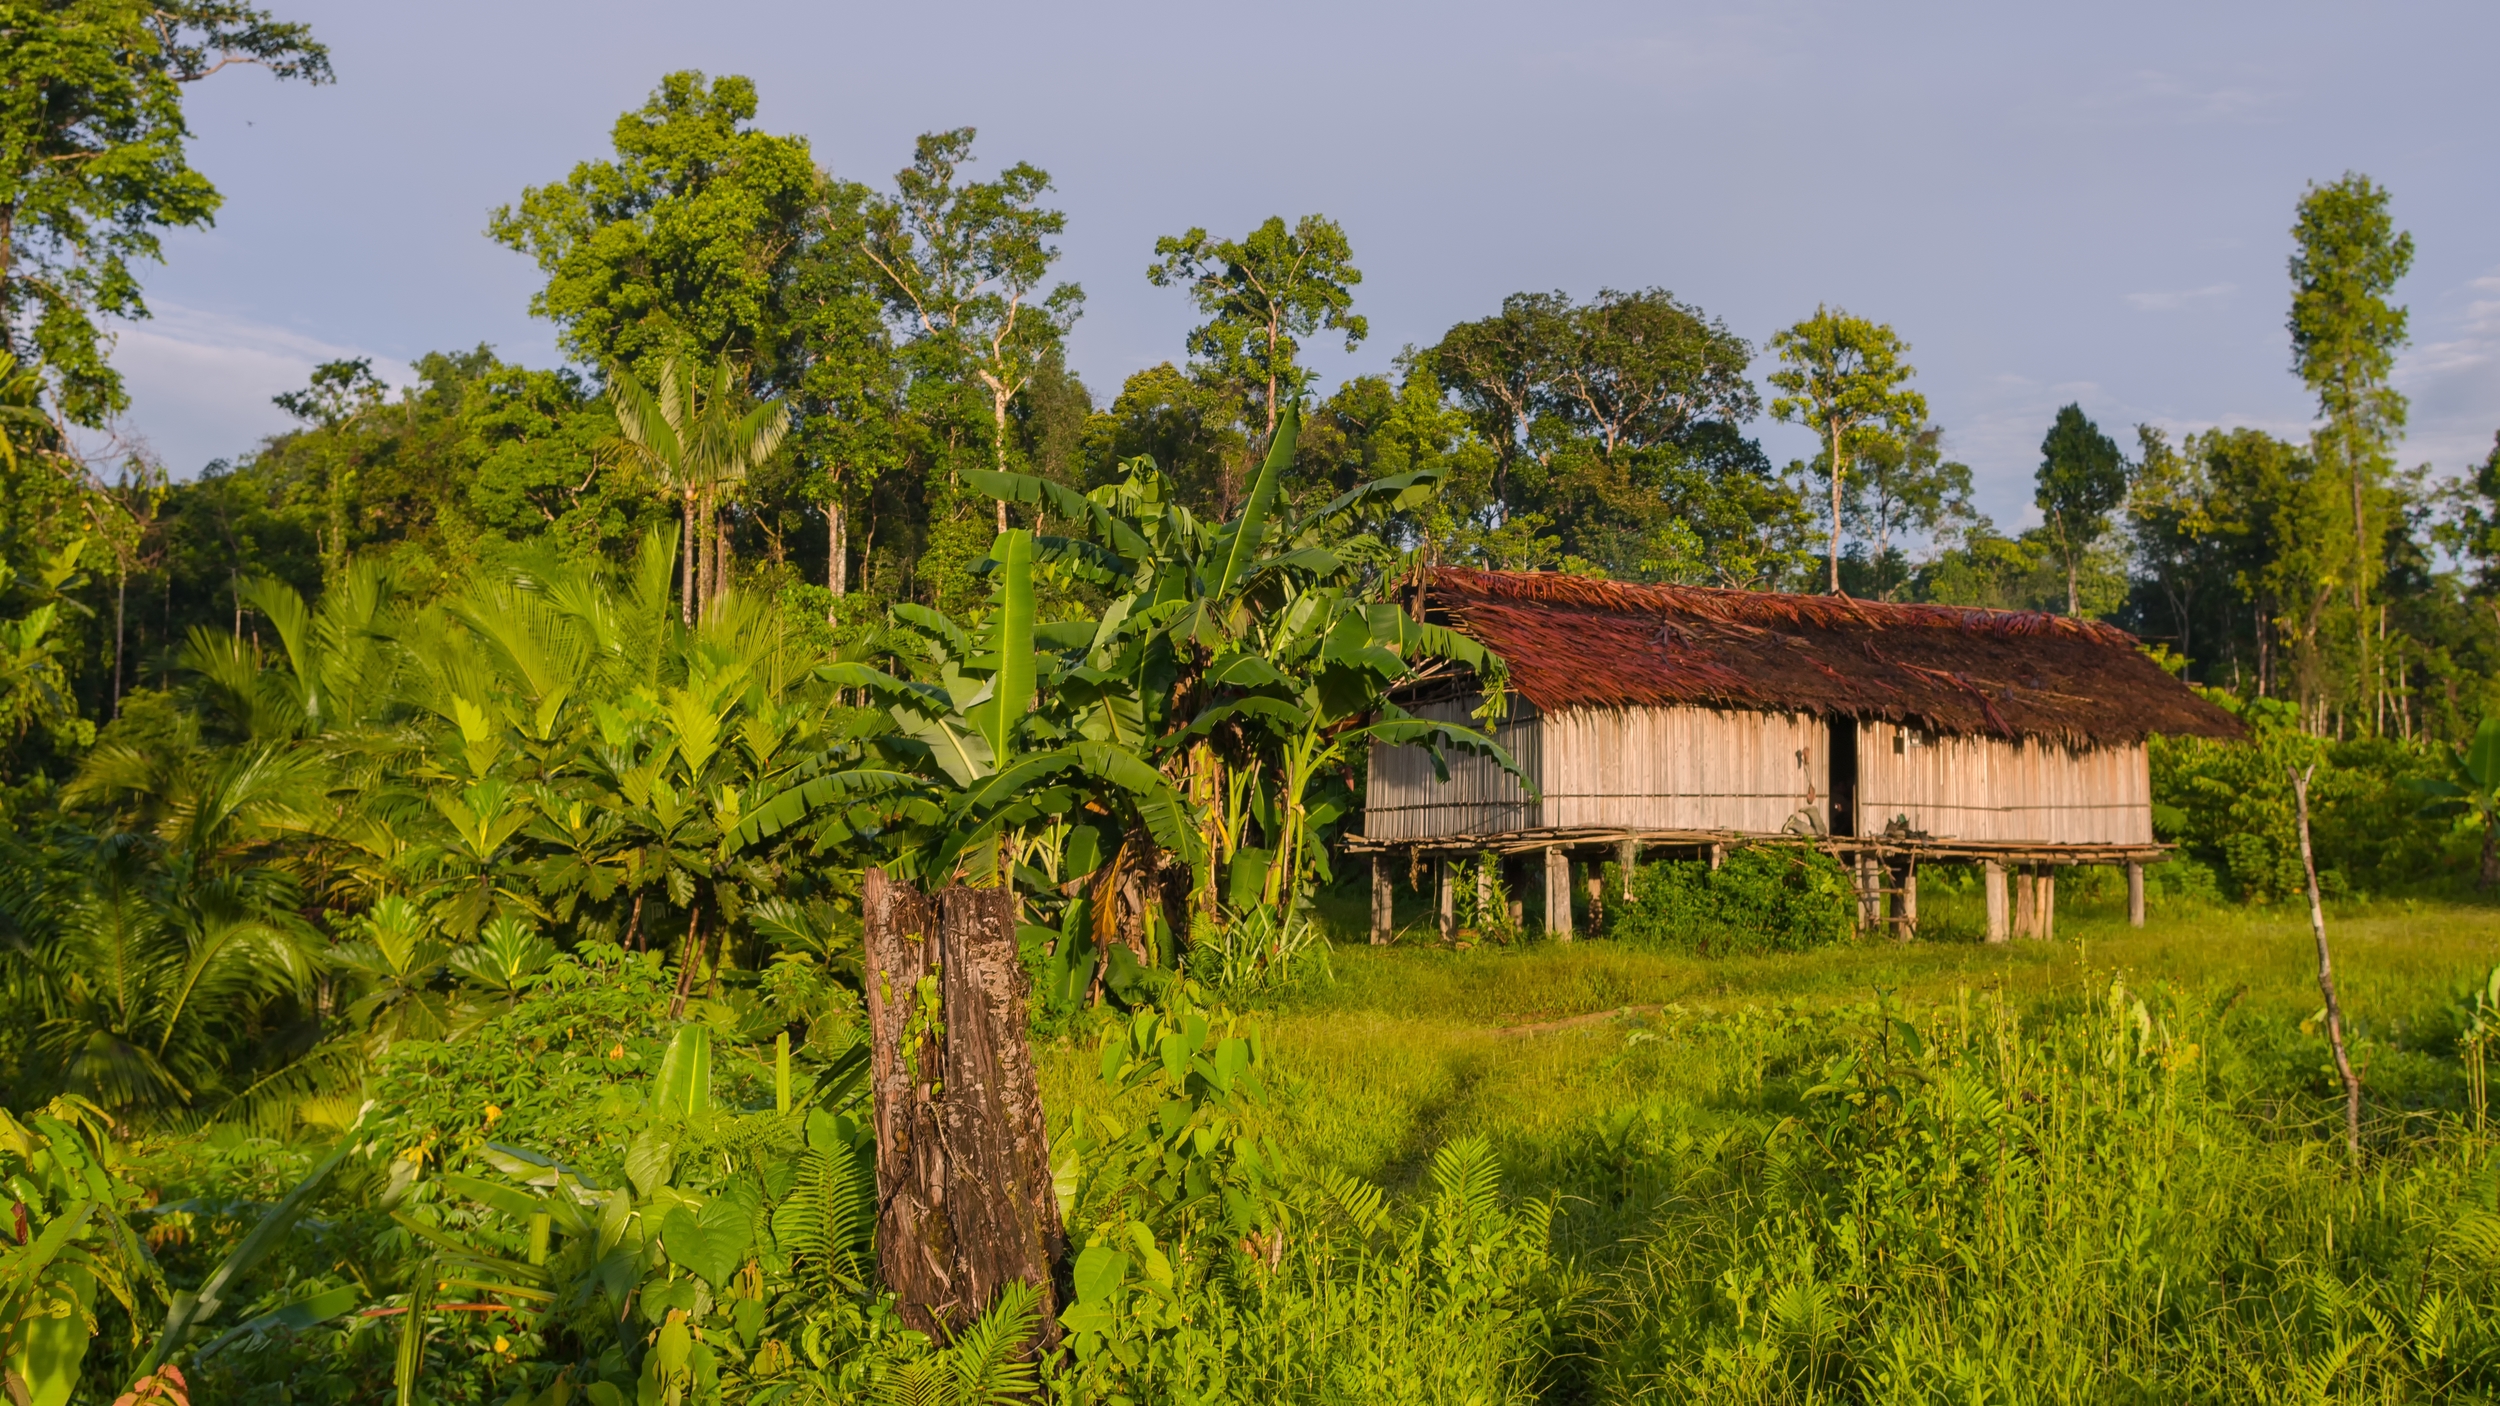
[1036,890,2500,1401]
[1049,889,2500,1190]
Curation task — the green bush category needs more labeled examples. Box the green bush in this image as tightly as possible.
[1608,846,1855,955]
[2151,693,2454,902]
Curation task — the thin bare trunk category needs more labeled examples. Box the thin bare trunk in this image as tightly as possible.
[1827,418,1844,594]
[2293,765,2364,1162]
[669,903,702,1020]
[112,564,126,718]
[680,496,697,626]
[827,500,847,599]
[696,492,715,617]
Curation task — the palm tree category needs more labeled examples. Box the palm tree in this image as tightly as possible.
[604,356,790,625]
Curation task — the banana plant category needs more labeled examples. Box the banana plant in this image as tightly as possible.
[729,528,1203,889]
[0,1101,155,1406]
[2411,715,2500,888]
[962,399,1514,919]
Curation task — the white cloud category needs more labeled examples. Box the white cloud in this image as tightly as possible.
[80,304,417,478]
[2124,283,2236,312]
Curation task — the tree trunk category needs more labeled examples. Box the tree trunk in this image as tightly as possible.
[669,903,702,1020]
[2067,557,2080,617]
[680,496,697,626]
[827,500,847,599]
[2292,766,2364,1162]
[113,564,126,719]
[1827,419,1844,595]
[2480,814,2497,891]
[696,493,715,617]
[862,868,1065,1341]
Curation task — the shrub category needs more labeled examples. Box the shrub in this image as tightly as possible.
[1609,846,1855,955]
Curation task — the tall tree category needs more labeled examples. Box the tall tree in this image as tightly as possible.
[2289,173,2413,725]
[1148,215,1366,511]
[862,129,1082,532]
[1426,288,1776,581]
[1841,424,1973,600]
[1767,308,1925,594]
[489,72,821,380]
[2035,404,2129,615]
[0,1,330,424]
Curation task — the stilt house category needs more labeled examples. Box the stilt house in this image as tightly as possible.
[1355,569,2242,942]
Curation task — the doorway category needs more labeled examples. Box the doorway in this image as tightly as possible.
[1828,717,1858,838]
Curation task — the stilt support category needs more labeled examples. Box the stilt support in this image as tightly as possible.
[2127,861,2146,928]
[1984,861,2009,943]
[1370,854,1392,945]
[1438,859,1457,943]
[1544,847,1573,941]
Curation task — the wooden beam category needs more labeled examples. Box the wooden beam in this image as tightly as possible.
[2127,862,2146,928]
[1370,855,1392,945]
[2039,866,2057,942]
[1984,861,2009,943]
[1544,847,1573,941]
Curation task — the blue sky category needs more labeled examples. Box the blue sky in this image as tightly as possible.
[98,0,2500,531]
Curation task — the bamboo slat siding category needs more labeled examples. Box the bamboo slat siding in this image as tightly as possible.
[1364,697,1542,839]
[1536,707,1825,833]
[1365,701,1827,840]
[1854,722,2151,845]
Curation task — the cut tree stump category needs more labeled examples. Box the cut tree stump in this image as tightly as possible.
[862,868,1064,1341]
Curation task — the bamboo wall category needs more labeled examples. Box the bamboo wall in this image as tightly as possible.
[1854,722,2151,844]
[1362,697,1543,839]
[1536,706,1826,833]
[1363,700,1826,840]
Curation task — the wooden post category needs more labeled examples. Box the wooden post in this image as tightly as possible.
[1617,836,1639,898]
[1503,854,1524,932]
[2039,866,2057,942]
[862,870,1064,1340]
[1855,853,1881,932]
[1586,872,1604,933]
[1437,858,1456,943]
[1708,842,1724,871]
[1983,861,2009,943]
[1893,858,1917,938]
[2126,862,2146,928]
[1370,854,1392,945]
[1476,852,1493,928]
[1545,847,1573,941]
[2013,866,2037,939]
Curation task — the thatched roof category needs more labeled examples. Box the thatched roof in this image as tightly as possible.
[1423,569,2242,748]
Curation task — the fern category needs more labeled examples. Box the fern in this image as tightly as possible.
[771,1143,878,1294]
[1430,1134,1505,1231]
[871,1281,1042,1406]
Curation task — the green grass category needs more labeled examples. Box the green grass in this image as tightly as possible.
[1039,892,2500,1401]
[1052,894,2500,1187]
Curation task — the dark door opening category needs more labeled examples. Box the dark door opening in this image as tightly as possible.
[1828,717,1858,838]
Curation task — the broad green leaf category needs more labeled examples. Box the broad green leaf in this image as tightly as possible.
[1211,401,1300,600]
[659,1199,753,1289]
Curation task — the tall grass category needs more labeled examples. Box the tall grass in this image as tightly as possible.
[1026,898,2500,1402]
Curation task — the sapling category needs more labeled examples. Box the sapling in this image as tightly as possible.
[2292,764,2363,1160]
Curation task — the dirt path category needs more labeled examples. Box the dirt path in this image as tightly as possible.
[1497,1004,1668,1037]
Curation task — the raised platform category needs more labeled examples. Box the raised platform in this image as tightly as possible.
[1342,824,2169,867]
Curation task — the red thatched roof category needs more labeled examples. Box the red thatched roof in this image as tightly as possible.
[1425,569,2242,747]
